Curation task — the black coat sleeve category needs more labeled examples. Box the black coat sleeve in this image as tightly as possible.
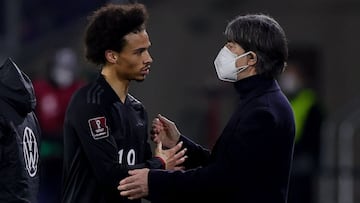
[147,107,291,202]
[179,135,210,169]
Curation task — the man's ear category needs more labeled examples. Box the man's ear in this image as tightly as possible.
[105,50,117,64]
[248,51,257,66]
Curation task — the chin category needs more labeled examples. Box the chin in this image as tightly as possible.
[134,77,146,82]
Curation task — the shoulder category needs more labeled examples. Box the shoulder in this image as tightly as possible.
[249,106,276,122]
[70,80,105,105]
[66,81,105,116]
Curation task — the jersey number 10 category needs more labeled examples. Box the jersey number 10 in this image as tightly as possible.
[118,149,135,165]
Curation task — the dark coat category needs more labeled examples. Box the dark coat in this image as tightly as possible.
[0,58,41,203]
[148,75,295,203]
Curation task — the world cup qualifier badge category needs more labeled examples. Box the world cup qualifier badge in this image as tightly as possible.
[88,117,109,139]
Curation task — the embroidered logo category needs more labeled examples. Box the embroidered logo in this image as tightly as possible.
[88,117,109,139]
[23,127,39,177]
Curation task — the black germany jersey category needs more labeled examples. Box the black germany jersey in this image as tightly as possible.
[62,74,163,203]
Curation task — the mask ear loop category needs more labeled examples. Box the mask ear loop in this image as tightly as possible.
[234,51,252,73]
[236,65,250,73]
[244,50,256,60]
[235,51,251,60]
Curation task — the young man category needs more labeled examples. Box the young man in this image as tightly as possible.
[118,13,295,203]
[0,58,41,202]
[61,3,185,203]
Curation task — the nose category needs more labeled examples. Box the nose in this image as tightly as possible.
[144,51,153,64]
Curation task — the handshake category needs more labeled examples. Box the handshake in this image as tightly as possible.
[117,114,188,200]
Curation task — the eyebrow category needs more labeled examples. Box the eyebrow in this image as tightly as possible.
[133,47,147,54]
[133,43,151,53]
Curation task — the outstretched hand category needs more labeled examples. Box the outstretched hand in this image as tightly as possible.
[155,141,187,170]
[151,114,181,148]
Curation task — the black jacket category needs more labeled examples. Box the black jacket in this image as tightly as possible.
[148,75,295,203]
[62,75,164,203]
[0,58,41,203]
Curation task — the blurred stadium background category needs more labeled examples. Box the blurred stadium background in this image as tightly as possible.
[1,0,360,202]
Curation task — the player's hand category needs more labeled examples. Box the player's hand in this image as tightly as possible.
[118,168,149,200]
[151,114,180,148]
[155,141,187,170]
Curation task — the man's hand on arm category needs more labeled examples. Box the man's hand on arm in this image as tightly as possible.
[118,168,150,200]
[117,141,186,200]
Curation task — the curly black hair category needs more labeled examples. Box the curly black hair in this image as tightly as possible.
[84,3,148,65]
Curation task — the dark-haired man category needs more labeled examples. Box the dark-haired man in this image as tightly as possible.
[61,3,185,203]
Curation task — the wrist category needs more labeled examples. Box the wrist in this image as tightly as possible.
[154,156,166,169]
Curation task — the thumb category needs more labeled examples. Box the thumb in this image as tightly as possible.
[158,114,172,125]
[156,141,163,151]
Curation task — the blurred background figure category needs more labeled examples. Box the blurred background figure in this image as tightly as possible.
[32,47,85,203]
[278,45,325,203]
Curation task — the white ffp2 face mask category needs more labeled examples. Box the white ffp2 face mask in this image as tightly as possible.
[214,46,250,82]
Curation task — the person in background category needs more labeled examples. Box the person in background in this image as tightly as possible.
[279,46,325,203]
[118,13,295,203]
[61,3,186,203]
[0,58,41,202]
[33,47,85,203]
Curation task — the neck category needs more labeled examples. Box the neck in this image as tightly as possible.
[101,66,129,103]
[237,66,257,80]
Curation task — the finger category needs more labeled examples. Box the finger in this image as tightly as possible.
[151,125,161,134]
[119,173,136,185]
[175,148,187,158]
[151,135,160,144]
[118,182,136,191]
[152,127,161,134]
[128,169,142,176]
[175,155,187,166]
[152,122,163,131]
[119,177,131,185]
[173,166,185,171]
[158,114,173,126]
[152,119,164,130]
[152,118,160,125]
[171,148,186,161]
[151,124,163,134]
[118,183,127,191]
[168,141,183,154]
[156,141,163,152]
[120,186,147,199]
[120,187,140,197]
